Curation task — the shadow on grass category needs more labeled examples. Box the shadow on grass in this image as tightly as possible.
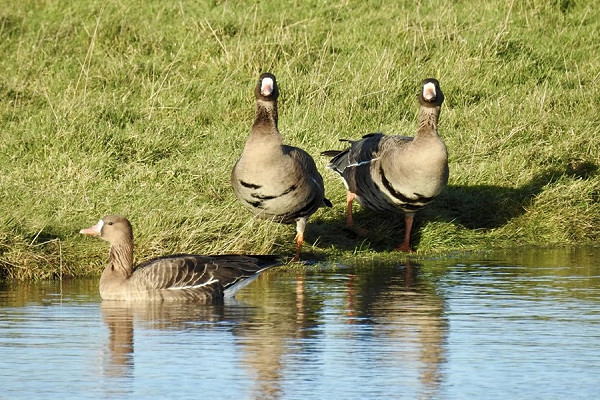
[432,162,597,230]
[431,172,558,230]
[310,162,598,252]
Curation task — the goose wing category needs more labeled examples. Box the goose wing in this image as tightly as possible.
[285,145,332,208]
[131,254,281,297]
[323,133,409,174]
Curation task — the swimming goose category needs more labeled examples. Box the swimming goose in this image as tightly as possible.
[231,72,332,261]
[80,215,282,301]
[321,78,448,252]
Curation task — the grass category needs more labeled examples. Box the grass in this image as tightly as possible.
[1,0,599,280]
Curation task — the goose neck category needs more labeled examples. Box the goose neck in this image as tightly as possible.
[106,243,134,279]
[254,99,278,130]
[417,105,441,137]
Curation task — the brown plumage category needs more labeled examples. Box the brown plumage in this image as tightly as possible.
[321,78,448,252]
[231,72,331,261]
[80,215,282,301]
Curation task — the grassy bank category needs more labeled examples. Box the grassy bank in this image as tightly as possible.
[1,0,599,280]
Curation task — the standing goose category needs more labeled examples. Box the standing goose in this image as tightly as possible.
[321,78,448,252]
[231,72,332,261]
[80,215,282,301]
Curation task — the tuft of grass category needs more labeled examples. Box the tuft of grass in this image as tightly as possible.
[1,0,599,280]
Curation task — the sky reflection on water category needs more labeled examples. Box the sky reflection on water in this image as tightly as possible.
[1,246,599,399]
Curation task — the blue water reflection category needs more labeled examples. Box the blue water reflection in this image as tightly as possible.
[0,246,599,399]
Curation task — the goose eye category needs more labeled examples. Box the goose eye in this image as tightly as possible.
[107,222,113,226]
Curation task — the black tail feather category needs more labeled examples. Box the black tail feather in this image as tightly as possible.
[321,150,343,157]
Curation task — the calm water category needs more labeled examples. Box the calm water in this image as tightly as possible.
[1,247,599,400]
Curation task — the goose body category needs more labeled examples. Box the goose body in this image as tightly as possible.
[231,73,331,260]
[80,215,281,301]
[322,78,448,252]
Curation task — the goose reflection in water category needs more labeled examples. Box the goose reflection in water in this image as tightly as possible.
[343,259,447,397]
[231,271,322,400]
[101,302,134,379]
[99,263,447,399]
[99,288,304,400]
[232,263,447,399]
[99,301,252,379]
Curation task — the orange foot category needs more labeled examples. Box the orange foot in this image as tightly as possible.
[394,243,415,253]
[394,214,415,253]
[292,232,304,262]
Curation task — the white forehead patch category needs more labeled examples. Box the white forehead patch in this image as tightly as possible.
[423,82,437,100]
[96,219,104,233]
[261,77,274,96]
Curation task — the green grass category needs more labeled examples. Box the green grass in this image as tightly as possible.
[1,0,599,280]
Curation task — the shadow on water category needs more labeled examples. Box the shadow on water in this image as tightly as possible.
[0,278,99,306]
[456,246,600,302]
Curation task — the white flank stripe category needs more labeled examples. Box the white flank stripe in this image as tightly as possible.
[223,275,259,298]
[167,277,218,290]
[346,157,380,168]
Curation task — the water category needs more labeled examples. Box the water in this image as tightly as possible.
[1,247,599,400]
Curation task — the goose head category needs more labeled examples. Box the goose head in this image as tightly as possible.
[255,72,279,101]
[80,215,133,246]
[418,78,444,108]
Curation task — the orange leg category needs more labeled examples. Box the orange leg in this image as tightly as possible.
[293,232,304,262]
[345,191,369,236]
[395,213,415,253]
[345,191,356,228]
[293,218,307,262]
